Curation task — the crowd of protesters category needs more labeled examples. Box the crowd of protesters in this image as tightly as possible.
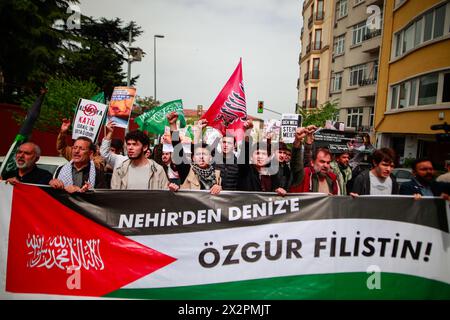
[1,113,449,200]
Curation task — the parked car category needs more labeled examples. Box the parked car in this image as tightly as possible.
[0,156,68,176]
[392,168,413,185]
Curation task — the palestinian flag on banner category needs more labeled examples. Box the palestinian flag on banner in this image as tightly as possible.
[1,182,450,299]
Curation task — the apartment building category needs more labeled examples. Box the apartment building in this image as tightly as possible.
[374,0,450,165]
[297,0,384,134]
[297,0,334,111]
[330,0,384,134]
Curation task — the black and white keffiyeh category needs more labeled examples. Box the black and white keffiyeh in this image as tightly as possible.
[57,160,96,188]
[191,164,216,190]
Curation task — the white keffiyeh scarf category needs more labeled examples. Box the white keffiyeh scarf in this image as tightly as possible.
[57,160,96,189]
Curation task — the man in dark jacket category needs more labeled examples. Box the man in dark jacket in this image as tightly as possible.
[399,158,450,197]
[1,142,52,185]
[213,136,240,191]
[350,148,399,196]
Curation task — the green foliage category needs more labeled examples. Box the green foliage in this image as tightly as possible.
[299,100,339,127]
[0,0,143,102]
[16,77,99,132]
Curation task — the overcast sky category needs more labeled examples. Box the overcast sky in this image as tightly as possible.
[79,0,303,120]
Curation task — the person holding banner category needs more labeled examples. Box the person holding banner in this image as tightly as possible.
[57,118,105,171]
[349,148,399,196]
[290,126,339,195]
[330,151,352,195]
[50,137,107,193]
[110,130,169,190]
[0,142,52,185]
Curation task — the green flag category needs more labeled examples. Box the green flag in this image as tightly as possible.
[134,99,186,134]
[0,91,46,177]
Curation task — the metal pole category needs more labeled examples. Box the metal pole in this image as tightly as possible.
[127,28,132,87]
[153,35,164,103]
[154,36,157,101]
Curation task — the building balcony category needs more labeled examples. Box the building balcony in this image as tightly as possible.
[301,100,318,108]
[311,41,322,51]
[358,78,377,97]
[362,28,382,53]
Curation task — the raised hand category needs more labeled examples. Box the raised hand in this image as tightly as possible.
[60,118,71,133]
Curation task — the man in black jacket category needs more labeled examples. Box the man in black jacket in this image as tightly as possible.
[1,142,52,185]
[399,158,450,198]
[350,148,399,196]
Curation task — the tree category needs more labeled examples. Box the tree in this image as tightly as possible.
[0,0,143,103]
[15,77,99,133]
[299,100,339,127]
[0,0,74,102]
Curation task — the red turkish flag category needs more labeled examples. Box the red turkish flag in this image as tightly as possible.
[201,59,247,141]
[5,184,176,297]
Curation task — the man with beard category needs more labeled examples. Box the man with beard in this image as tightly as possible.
[330,151,352,195]
[400,158,449,197]
[290,126,339,195]
[111,130,169,190]
[1,142,52,185]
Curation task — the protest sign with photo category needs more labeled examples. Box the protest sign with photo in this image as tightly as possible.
[107,87,136,128]
[313,128,358,153]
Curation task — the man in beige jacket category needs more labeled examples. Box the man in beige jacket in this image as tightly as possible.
[111,130,169,190]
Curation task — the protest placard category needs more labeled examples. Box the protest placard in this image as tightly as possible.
[72,98,108,142]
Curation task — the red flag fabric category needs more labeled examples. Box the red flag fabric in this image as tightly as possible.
[201,59,247,141]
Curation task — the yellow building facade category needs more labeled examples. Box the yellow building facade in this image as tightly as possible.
[375,0,450,166]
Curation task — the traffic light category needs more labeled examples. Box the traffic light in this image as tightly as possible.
[257,101,264,114]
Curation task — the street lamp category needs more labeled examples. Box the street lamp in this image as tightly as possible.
[154,34,165,102]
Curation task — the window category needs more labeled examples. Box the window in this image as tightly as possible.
[399,83,407,109]
[373,60,379,81]
[310,87,318,107]
[391,85,399,110]
[332,72,343,92]
[395,33,402,57]
[414,17,423,47]
[433,5,446,38]
[334,35,345,55]
[352,21,367,45]
[443,73,450,103]
[418,73,438,105]
[314,29,322,50]
[423,11,433,41]
[349,64,366,86]
[316,0,324,19]
[369,107,374,127]
[394,4,449,58]
[403,24,414,53]
[337,0,348,19]
[409,79,417,106]
[312,58,320,78]
[346,108,363,128]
